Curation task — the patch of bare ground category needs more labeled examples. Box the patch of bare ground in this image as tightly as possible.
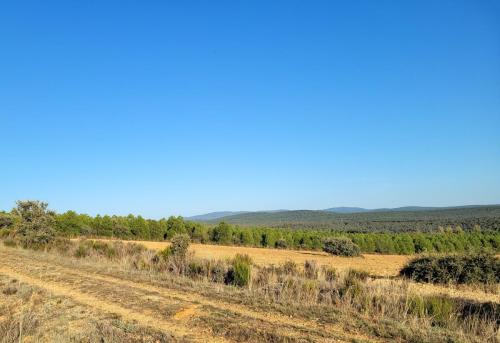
[0,274,175,342]
[0,246,376,342]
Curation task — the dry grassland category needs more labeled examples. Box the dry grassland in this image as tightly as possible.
[94,239,410,276]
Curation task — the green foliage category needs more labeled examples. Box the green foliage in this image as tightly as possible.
[13,200,56,248]
[400,253,500,284]
[211,222,233,244]
[226,254,252,287]
[323,237,361,256]
[7,200,498,255]
[407,296,455,326]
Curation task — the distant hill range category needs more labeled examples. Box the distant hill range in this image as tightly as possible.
[187,205,500,232]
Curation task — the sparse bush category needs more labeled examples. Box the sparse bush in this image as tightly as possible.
[282,260,298,276]
[74,244,90,258]
[3,238,17,248]
[304,260,318,279]
[275,238,287,249]
[170,234,190,258]
[322,266,338,282]
[0,228,11,238]
[400,253,500,284]
[346,268,369,281]
[323,237,361,257]
[209,260,228,283]
[188,260,205,279]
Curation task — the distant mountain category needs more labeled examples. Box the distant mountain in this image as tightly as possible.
[188,205,500,232]
[187,211,249,221]
[323,206,485,213]
[323,207,370,213]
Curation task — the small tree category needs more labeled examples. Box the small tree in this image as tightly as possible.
[170,233,190,258]
[323,237,361,257]
[13,200,56,248]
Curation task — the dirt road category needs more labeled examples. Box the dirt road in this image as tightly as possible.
[0,246,376,342]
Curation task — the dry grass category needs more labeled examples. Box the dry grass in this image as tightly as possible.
[1,240,498,342]
[90,238,410,276]
[0,274,175,343]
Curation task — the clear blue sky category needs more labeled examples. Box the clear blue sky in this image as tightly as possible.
[1,1,499,217]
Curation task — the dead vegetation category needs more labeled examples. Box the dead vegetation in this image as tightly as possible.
[0,236,499,342]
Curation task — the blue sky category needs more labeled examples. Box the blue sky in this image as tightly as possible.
[1,1,499,217]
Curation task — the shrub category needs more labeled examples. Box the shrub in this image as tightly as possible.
[90,241,117,258]
[209,260,228,283]
[170,234,190,258]
[226,254,252,287]
[3,238,17,248]
[74,245,90,258]
[188,260,205,279]
[400,253,499,284]
[13,200,56,249]
[282,260,299,276]
[0,228,11,238]
[346,269,369,281]
[322,266,338,282]
[304,260,318,279]
[275,239,288,249]
[323,237,361,257]
[407,295,456,326]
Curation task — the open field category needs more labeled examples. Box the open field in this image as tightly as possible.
[93,238,410,276]
[89,238,500,303]
[0,244,381,342]
[1,240,499,342]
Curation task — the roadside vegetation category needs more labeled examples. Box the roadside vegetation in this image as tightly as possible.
[1,200,499,342]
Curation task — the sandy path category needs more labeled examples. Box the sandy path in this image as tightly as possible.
[0,247,376,343]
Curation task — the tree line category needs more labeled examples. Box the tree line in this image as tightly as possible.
[1,206,499,255]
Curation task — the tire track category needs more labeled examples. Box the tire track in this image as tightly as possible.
[0,265,225,343]
[0,248,378,342]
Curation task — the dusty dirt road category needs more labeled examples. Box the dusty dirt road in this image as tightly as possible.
[0,245,377,342]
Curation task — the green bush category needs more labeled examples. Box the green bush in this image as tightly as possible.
[226,254,252,287]
[400,253,499,284]
[407,295,455,326]
[323,237,361,257]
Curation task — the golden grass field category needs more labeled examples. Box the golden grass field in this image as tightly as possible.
[96,239,411,276]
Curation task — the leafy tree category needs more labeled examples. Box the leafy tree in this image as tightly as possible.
[13,200,56,248]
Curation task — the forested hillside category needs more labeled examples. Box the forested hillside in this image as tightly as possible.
[199,206,500,232]
[1,205,499,255]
